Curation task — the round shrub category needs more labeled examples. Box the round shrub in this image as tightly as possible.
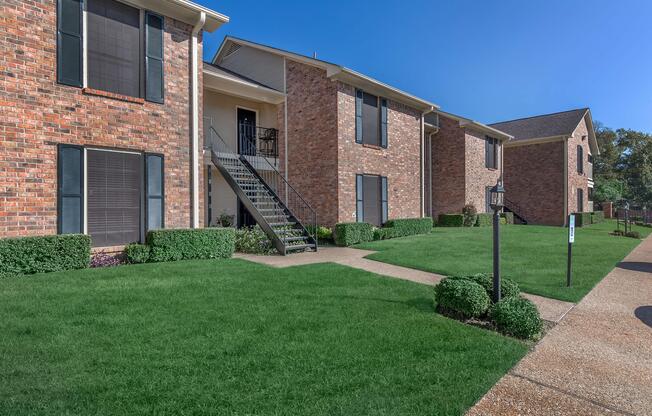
[125,243,150,264]
[462,204,478,227]
[434,278,491,319]
[490,297,543,339]
[468,273,520,300]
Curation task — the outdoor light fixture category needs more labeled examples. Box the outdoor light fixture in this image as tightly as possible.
[490,180,505,303]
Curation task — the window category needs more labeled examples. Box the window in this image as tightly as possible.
[57,0,164,102]
[356,174,388,226]
[577,145,584,174]
[485,137,498,169]
[355,89,388,148]
[588,154,593,164]
[57,147,165,247]
[588,186,594,202]
[577,188,584,212]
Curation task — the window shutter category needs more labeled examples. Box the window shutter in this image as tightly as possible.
[145,12,164,103]
[355,89,363,143]
[380,98,388,148]
[577,145,583,173]
[58,145,84,234]
[57,0,83,87]
[356,174,364,222]
[145,154,165,230]
[381,176,388,224]
[485,137,490,167]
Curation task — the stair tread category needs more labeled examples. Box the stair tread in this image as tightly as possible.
[285,243,316,251]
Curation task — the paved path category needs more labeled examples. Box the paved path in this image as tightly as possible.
[467,235,652,416]
[235,247,574,323]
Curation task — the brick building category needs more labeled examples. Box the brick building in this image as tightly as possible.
[490,108,599,226]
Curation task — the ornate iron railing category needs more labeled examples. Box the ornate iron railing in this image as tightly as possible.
[238,121,279,158]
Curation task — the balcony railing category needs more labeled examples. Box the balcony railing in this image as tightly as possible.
[238,121,279,159]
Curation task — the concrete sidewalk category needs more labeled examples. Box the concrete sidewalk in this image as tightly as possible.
[467,235,652,416]
[235,247,574,323]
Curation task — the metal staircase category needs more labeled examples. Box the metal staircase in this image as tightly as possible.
[504,197,528,225]
[206,125,317,255]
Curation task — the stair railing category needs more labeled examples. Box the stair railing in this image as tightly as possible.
[504,197,527,224]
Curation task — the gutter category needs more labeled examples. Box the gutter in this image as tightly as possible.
[191,11,205,228]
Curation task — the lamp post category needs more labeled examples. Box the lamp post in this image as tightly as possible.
[489,180,505,303]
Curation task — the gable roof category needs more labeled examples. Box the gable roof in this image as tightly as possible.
[212,36,439,112]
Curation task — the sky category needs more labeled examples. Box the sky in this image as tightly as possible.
[201,0,652,133]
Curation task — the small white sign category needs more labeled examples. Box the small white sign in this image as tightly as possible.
[569,215,575,243]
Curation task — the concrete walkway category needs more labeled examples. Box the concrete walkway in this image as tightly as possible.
[235,247,574,323]
[467,235,652,416]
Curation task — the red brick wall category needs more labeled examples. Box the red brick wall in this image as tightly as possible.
[336,83,422,224]
[0,0,201,238]
[503,141,565,225]
[285,61,339,227]
[567,117,590,214]
[430,115,466,217]
[464,128,502,213]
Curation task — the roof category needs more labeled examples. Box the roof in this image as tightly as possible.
[436,110,513,141]
[127,0,229,32]
[212,36,439,111]
[202,62,285,104]
[489,108,590,142]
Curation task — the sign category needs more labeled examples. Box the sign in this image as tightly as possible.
[568,215,575,243]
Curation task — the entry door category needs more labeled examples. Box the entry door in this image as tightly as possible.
[237,108,256,156]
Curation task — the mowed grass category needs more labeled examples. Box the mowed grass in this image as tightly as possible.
[358,220,651,302]
[0,260,527,416]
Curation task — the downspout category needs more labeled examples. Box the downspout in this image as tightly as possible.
[563,137,569,226]
[420,107,435,217]
[191,12,206,228]
[428,130,437,217]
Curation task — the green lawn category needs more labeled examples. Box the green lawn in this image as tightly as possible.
[0,260,527,416]
[357,220,651,302]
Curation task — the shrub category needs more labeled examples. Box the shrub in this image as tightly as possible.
[434,277,491,319]
[235,226,275,254]
[591,211,605,224]
[0,234,90,277]
[334,222,374,246]
[305,225,333,243]
[501,212,514,225]
[438,214,464,227]
[455,273,521,300]
[475,213,493,227]
[490,297,543,339]
[373,227,396,241]
[147,228,235,262]
[218,212,235,227]
[124,243,150,264]
[625,231,641,239]
[90,251,122,268]
[383,217,433,237]
[574,212,592,227]
[462,205,478,227]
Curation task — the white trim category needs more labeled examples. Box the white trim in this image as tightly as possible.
[503,135,568,148]
[436,110,513,141]
[83,148,88,235]
[190,12,205,229]
[82,2,88,88]
[420,110,426,217]
[235,105,260,150]
[85,147,142,155]
[202,65,286,104]
[283,57,289,196]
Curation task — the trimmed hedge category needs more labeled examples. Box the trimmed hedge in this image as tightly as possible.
[334,222,374,246]
[373,227,397,241]
[465,273,520,300]
[574,212,592,227]
[438,214,464,227]
[501,212,514,225]
[147,228,235,262]
[383,217,433,237]
[591,211,605,224]
[235,226,275,255]
[475,213,493,227]
[0,234,90,277]
[434,277,491,319]
[490,297,543,340]
[124,243,150,264]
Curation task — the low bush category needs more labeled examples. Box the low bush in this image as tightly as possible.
[434,277,491,319]
[574,212,592,227]
[438,214,464,227]
[334,222,374,246]
[218,212,235,227]
[591,211,605,224]
[235,226,275,254]
[625,231,641,239]
[490,297,543,339]
[462,205,477,227]
[475,213,493,227]
[462,273,520,300]
[383,217,433,237]
[373,227,397,241]
[501,212,514,225]
[124,243,151,264]
[305,225,333,243]
[147,228,235,262]
[0,234,90,277]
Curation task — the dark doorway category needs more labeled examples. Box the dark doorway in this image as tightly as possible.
[237,199,256,228]
[363,175,382,227]
[237,107,256,156]
[578,188,584,212]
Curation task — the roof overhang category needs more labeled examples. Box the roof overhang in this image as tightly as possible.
[213,36,439,111]
[203,65,286,104]
[437,110,513,141]
[503,135,568,148]
[122,0,229,32]
[583,109,600,156]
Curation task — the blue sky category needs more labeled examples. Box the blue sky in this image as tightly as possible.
[201,0,652,132]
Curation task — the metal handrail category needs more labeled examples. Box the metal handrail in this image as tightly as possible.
[504,196,527,223]
[238,121,279,158]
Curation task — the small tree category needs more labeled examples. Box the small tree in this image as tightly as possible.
[462,204,478,227]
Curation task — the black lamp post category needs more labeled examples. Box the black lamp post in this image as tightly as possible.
[489,180,505,303]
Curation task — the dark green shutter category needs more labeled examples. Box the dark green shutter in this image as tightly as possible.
[356,174,364,222]
[380,98,388,148]
[145,12,164,103]
[355,89,363,143]
[381,176,388,224]
[145,154,164,230]
[57,0,83,87]
[58,145,84,234]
